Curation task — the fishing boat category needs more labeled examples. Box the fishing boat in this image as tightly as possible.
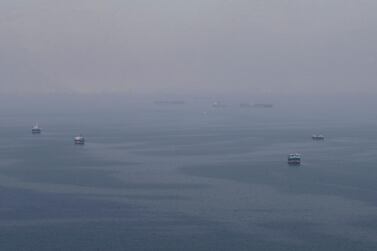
[312,134,325,140]
[32,123,41,134]
[74,135,85,145]
[288,153,301,165]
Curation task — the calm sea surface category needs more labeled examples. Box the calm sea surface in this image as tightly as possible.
[1,102,377,250]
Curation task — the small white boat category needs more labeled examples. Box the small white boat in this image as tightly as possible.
[74,135,85,145]
[288,153,301,165]
[32,123,41,134]
[312,134,325,140]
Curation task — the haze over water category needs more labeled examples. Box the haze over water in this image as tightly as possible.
[1,0,377,250]
[1,96,377,250]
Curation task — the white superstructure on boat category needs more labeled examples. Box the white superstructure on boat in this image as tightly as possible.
[74,135,85,145]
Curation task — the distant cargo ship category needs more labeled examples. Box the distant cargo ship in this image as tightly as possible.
[240,103,252,108]
[154,100,185,105]
[288,153,301,165]
[32,123,41,134]
[253,104,273,108]
[74,135,85,145]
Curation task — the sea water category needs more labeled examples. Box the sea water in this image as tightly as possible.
[1,100,377,250]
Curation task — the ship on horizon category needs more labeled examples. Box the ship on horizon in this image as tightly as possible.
[154,100,185,105]
[212,102,226,108]
[252,103,273,108]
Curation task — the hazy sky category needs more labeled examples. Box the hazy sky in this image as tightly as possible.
[1,0,377,95]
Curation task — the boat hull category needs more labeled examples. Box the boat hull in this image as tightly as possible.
[288,160,301,165]
[74,140,85,145]
[312,137,325,140]
[74,137,85,145]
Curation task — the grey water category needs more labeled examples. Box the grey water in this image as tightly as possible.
[1,98,377,250]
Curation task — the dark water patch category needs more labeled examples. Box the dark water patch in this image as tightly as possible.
[0,168,127,188]
[182,160,377,206]
[2,220,376,251]
[257,221,377,250]
[119,182,209,190]
[0,187,141,221]
[350,216,377,232]
[0,222,298,251]
[84,194,189,201]
[0,143,134,171]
